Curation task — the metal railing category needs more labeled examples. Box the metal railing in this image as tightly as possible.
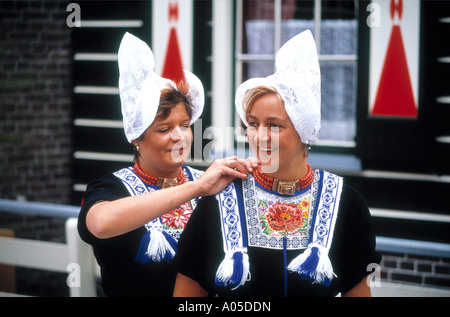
[0,199,99,297]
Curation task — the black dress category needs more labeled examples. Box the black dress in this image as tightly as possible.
[171,172,381,297]
[77,166,202,297]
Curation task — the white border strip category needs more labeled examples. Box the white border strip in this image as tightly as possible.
[314,139,356,148]
[74,118,123,129]
[74,151,132,162]
[74,53,118,61]
[436,136,450,144]
[346,169,450,183]
[80,20,143,28]
[370,208,450,223]
[437,96,450,104]
[74,86,119,95]
[73,184,87,192]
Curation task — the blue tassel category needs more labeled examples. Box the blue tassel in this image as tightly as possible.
[162,231,178,253]
[321,275,333,287]
[230,252,244,286]
[135,230,151,264]
[215,250,250,289]
[134,229,178,264]
[298,246,320,279]
[160,231,178,261]
[288,244,335,286]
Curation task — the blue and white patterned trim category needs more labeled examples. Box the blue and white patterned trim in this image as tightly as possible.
[309,170,343,249]
[113,165,204,230]
[114,167,150,196]
[114,165,203,200]
[113,166,203,263]
[216,181,247,252]
[113,167,164,234]
[215,180,250,288]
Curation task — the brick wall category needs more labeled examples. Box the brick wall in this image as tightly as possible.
[0,0,73,205]
[380,252,450,290]
[0,0,73,296]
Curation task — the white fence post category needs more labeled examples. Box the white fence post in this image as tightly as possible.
[65,218,97,297]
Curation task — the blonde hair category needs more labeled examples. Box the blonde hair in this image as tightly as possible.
[242,86,309,157]
[242,86,284,121]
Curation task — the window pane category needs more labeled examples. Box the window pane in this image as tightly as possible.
[320,20,357,55]
[244,20,276,56]
[243,61,276,81]
[319,1,357,142]
[319,61,356,142]
[320,0,356,55]
[280,0,314,45]
[242,0,275,55]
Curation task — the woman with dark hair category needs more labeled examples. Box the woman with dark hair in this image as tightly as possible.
[77,33,253,296]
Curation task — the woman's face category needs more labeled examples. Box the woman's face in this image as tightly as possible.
[246,93,307,179]
[134,102,193,178]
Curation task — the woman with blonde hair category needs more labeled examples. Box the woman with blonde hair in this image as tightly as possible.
[172,30,381,297]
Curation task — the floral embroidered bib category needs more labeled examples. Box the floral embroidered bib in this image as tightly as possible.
[244,176,318,250]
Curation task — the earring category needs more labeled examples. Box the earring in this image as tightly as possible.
[135,144,140,151]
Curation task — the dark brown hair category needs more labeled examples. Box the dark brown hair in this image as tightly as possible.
[133,80,193,161]
[156,79,193,121]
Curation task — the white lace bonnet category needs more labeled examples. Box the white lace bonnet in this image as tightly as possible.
[118,32,205,143]
[235,30,321,145]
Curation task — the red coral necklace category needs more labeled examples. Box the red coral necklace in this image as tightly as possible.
[252,164,314,195]
[133,162,186,188]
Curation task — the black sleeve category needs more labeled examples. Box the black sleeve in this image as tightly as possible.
[170,194,224,293]
[331,185,382,293]
[77,174,130,245]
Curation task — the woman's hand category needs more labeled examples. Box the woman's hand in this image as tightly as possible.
[244,156,260,173]
[196,156,260,196]
[86,156,260,239]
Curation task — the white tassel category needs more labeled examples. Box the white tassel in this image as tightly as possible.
[288,243,335,286]
[287,246,312,271]
[215,250,250,289]
[315,248,335,285]
[146,228,176,262]
[215,252,234,283]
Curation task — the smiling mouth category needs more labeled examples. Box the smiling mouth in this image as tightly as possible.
[259,147,277,155]
[171,147,184,155]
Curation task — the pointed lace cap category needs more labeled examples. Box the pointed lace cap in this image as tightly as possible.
[235,30,321,145]
[118,32,204,143]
